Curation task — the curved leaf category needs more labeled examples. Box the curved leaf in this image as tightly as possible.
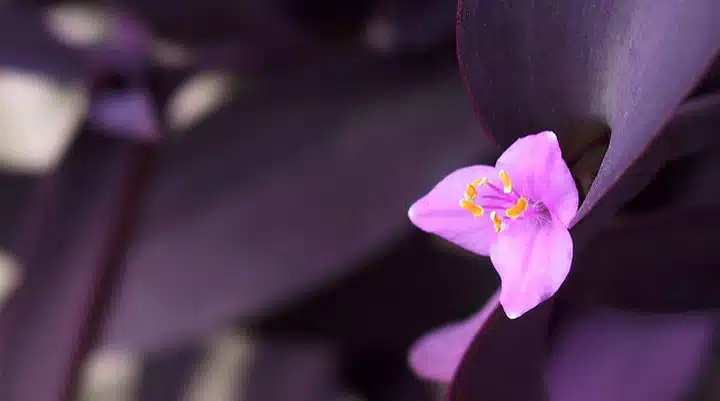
[448,300,553,401]
[570,92,720,249]
[457,0,720,223]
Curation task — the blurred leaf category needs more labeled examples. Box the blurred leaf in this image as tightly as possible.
[0,8,85,80]
[0,70,87,173]
[364,0,455,54]
[241,340,342,401]
[123,0,309,53]
[547,311,714,401]
[100,57,491,350]
[570,205,720,312]
[0,172,37,248]
[0,133,157,401]
[254,232,498,350]
[137,342,205,401]
[448,301,554,401]
[456,0,720,224]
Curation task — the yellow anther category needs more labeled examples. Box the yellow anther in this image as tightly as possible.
[465,184,478,200]
[490,211,504,233]
[472,177,488,187]
[498,170,512,194]
[505,196,529,219]
[460,199,484,217]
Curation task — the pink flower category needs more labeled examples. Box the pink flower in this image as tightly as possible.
[407,131,578,382]
[408,131,578,318]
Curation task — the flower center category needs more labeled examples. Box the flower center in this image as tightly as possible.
[459,169,535,232]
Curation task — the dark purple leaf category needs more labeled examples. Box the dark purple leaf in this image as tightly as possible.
[0,8,84,82]
[448,300,554,401]
[570,92,720,249]
[241,340,342,401]
[457,0,720,223]
[137,343,205,401]
[570,205,720,312]
[690,54,720,98]
[123,0,312,71]
[100,57,492,350]
[547,311,714,401]
[0,133,157,401]
[0,173,36,249]
[344,349,439,401]
[254,232,498,350]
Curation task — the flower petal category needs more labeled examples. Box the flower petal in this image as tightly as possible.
[408,165,499,255]
[495,131,578,227]
[490,217,573,318]
[408,291,501,382]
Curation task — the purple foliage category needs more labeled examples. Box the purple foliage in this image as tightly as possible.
[0,0,716,400]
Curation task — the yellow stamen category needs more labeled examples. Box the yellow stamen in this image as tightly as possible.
[465,184,477,200]
[505,196,529,219]
[498,170,512,194]
[490,211,504,233]
[460,199,484,217]
[472,177,488,187]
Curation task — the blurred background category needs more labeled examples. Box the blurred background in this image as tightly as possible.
[0,1,718,401]
[0,0,501,400]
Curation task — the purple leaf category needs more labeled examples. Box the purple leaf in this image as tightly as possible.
[0,133,157,401]
[0,173,36,249]
[570,92,720,250]
[448,300,554,401]
[457,0,720,223]
[241,340,342,401]
[409,291,500,382]
[100,58,492,350]
[570,206,720,312]
[690,55,720,98]
[547,311,714,401]
[252,232,499,354]
[123,0,311,71]
[137,343,204,401]
[0,8,85,82]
